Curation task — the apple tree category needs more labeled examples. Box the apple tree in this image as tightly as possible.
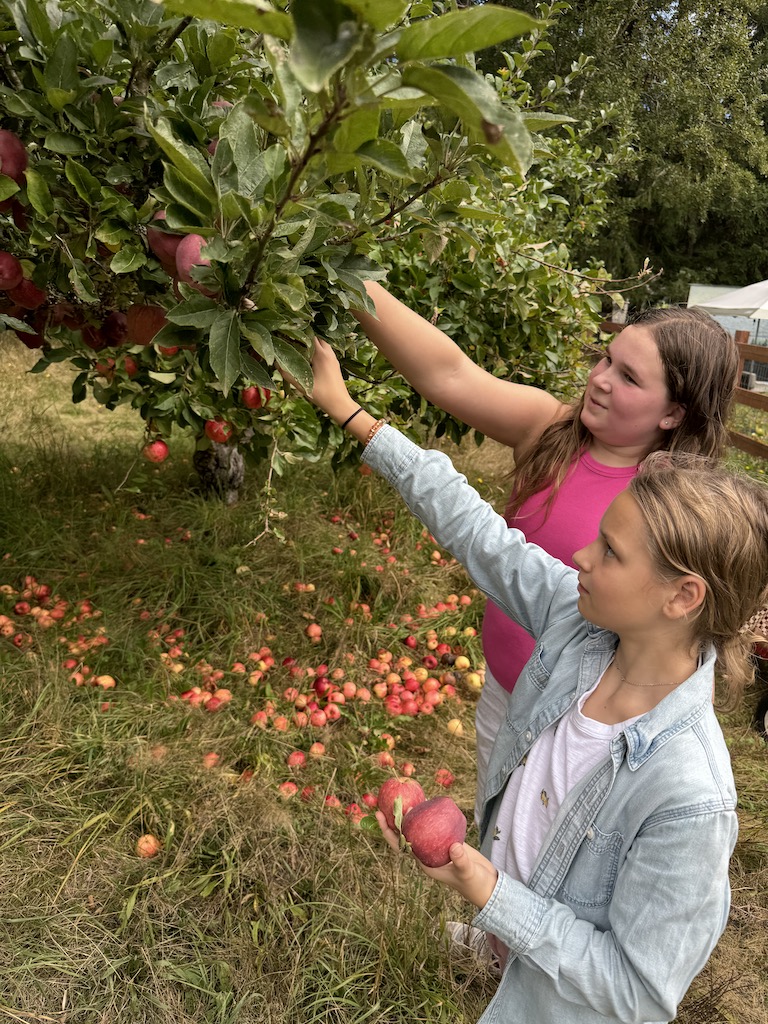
[0,0,609,498]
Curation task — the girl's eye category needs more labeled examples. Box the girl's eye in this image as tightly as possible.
[604,543,615,558]
[623,372,637,385]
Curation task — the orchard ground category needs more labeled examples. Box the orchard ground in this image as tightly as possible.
[1,333,767,1024]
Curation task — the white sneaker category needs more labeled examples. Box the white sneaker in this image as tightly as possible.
[443,921,502,977]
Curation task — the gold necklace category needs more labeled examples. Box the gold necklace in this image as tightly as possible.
[611,656,678,689]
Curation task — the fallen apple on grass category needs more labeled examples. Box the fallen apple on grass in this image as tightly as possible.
[401,796,467,867]
[136,833,162,858]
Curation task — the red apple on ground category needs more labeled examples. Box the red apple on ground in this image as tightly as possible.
[0,129,28,184]
[7,277,46,310]
[0,251,23,291]
[175,233,217,295]
[401,796,467,867]
[204,418,233,444]
[126,304,167,346]
[377,777,426,833]
[143,439,169,463]
[136,833,162,858]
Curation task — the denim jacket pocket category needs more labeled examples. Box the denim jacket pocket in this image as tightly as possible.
[560,825,623,909]
[528,642,552,690]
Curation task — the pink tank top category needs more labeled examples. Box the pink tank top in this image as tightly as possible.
[482,450,638,693]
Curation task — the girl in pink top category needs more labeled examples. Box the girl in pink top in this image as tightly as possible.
[352,284,739,821]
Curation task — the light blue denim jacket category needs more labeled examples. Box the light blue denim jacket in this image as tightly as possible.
[364,426,737,1024]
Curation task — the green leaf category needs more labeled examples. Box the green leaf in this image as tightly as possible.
[69,260,99,303]
[522,111,577,132]
[241,90,291,137]
[240,352,274,390]
[148,371,177,384]
[1,314,35,333]
[342,0,408,31]
[13,0,53,50]
[160,0,293,39]
[240,317,276,364]
[110,247,147,274]
[65,159,101,204]
[333,107,380,153]
[43,131,86,155]
[72,371,88,403]
[396,6,540,61]
[208,309,242,395]
[44,33,79,111]
[166,295,221,329]
[402,65,532,175]
[272,335,312,392]
[273,276,307,311]
[164,165,215,220]
[0,174,19,202]
[356,139,414,179]
[147,119,215,201]
[289,0,362,93]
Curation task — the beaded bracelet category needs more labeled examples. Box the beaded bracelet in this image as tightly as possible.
[341,407,363,430]
[364,419,386,447]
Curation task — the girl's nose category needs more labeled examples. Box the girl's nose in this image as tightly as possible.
[573,542,593,571]
[591,365,611,391]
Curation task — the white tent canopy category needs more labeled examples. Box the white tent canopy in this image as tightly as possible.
[690,279,768,319]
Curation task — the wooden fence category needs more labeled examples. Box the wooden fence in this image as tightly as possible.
[730,330,768,462]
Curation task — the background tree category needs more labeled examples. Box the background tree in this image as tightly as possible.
[479,0,768,303]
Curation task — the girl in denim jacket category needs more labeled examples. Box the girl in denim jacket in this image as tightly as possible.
[297,337,768,1024]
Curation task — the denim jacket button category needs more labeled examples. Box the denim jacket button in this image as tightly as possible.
[586,828,594,840]
[525,731,533,741]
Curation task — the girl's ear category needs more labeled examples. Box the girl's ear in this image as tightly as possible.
[665,575,706,620]
[660,404,686,430]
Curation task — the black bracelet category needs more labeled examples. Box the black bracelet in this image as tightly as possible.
[341,407,363,429]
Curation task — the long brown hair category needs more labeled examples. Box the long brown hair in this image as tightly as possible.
[507,307,738,520]
[630,453,768,704]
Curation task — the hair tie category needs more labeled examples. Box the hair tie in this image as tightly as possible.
[341,407,363,429]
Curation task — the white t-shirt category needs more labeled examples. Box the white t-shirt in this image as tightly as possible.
[490,678,640,886]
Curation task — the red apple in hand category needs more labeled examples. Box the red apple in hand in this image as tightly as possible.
[401,796,467,867]
[377,777,426,833]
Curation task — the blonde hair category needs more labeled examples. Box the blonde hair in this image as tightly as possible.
[629,453,768,705]
[508,307,738,519]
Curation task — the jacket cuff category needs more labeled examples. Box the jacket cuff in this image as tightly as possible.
[473,871,546,955]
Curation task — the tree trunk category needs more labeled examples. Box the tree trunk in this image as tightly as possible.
[192,442,245,505]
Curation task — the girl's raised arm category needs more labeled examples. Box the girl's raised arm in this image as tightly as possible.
[355,282,565,452]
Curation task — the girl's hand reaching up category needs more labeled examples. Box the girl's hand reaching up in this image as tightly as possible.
[283,337,379,443]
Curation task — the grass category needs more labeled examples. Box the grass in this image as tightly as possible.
[0,333,767,1023]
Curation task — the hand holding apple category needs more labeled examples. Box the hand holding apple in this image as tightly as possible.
[376,799,498,910]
